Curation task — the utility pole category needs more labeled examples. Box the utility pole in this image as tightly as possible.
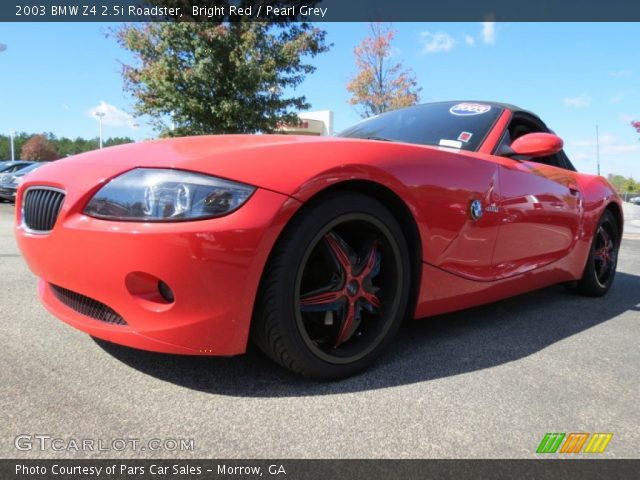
[95,112,106,149]
[9,130,15,161]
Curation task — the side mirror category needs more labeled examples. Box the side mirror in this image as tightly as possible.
[509,132,564,158]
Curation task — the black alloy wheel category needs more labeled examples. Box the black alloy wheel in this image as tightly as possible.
[575,210,620,296]
[252,192,411,380]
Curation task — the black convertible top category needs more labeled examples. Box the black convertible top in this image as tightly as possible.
[423,100,541,121]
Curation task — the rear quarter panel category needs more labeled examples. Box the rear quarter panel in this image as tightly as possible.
[576,173,623,239]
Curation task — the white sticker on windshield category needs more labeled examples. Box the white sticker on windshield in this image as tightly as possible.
[439,139,463,149]
[450,103,492,116]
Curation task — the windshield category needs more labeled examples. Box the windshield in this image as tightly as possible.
[15,162,45,175]
[337,102,504,152]
[0,162,32,173]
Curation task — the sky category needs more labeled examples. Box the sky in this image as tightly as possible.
[0,22,639,178]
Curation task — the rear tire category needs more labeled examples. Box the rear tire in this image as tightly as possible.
[251,192,411,380]
[575,210,620,297]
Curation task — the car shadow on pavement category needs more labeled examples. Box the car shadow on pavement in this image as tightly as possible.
[95,271,640,397]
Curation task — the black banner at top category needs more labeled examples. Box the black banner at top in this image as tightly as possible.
[2,0,640,22]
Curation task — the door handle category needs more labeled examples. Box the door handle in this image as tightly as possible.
[568,184,580,196]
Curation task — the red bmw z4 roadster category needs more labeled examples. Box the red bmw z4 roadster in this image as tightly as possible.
[15,101,623,379]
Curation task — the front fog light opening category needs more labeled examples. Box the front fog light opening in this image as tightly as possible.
[125,272,175,312]
[158,280,175,303]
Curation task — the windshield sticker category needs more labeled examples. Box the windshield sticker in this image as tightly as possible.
[458,131,473,143]
[449,103,492,116]
[439,139,463,149]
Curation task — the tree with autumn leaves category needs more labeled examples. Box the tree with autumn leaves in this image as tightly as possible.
[347,23,421,118]
[20,135,58,161]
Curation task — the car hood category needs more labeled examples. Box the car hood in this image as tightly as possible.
[21,134,485,200]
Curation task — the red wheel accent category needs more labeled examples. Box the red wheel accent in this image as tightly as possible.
[361,291,381,309]
[324,231,353,274]
[300,290,344,309]
[357,241,378,279]
[334,301,358,348]
[593,226,616,285]
[298,230,384,348]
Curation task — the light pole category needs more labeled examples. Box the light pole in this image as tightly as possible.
[94,112,105,149]
[9,130,15,161]
[1,46,10,159]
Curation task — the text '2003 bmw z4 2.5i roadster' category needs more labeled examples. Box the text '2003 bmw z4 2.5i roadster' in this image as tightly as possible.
[15,101,623,379]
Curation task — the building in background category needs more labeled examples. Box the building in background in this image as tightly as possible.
[279,110,334,136]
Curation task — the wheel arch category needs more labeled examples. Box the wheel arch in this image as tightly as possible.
[604,201,623,239]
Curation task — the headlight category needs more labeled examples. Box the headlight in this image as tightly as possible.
[84,168,255,221]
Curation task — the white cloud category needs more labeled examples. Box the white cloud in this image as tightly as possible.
[563,95,591,108]
[389,47,402,58]
[570,134,640,156]
[88,101,138,129]
[420,31,455,54]
[570,153,591,161]
[481,22,496,44]
[570,140,595,148]
[463,21,495,48]
[609,92,624,104]
[609,69,632,78]
[601,144,640,155]
[570,134,616,148]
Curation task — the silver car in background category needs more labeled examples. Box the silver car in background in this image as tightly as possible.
[0,162,47,203]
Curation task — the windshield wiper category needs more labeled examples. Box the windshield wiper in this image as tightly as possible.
[364,136,394,142]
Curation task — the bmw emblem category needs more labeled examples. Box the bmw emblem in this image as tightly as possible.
[469,200,483,221]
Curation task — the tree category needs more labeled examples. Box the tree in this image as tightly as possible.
[347,23,421,118]
[623,177,639,194]
[0,132,30,160]
[113,16,328,136]
[607,174,640,194]
[20,135,58,161]
[0,133,133,159]
[104,137,135,148]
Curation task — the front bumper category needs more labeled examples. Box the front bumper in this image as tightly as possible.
[16,185,299,355]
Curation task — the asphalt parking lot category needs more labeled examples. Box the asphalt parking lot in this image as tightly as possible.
[1,201,639,459]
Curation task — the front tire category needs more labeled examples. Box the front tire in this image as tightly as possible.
[251,192,411,380]
[575,210,620,297]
